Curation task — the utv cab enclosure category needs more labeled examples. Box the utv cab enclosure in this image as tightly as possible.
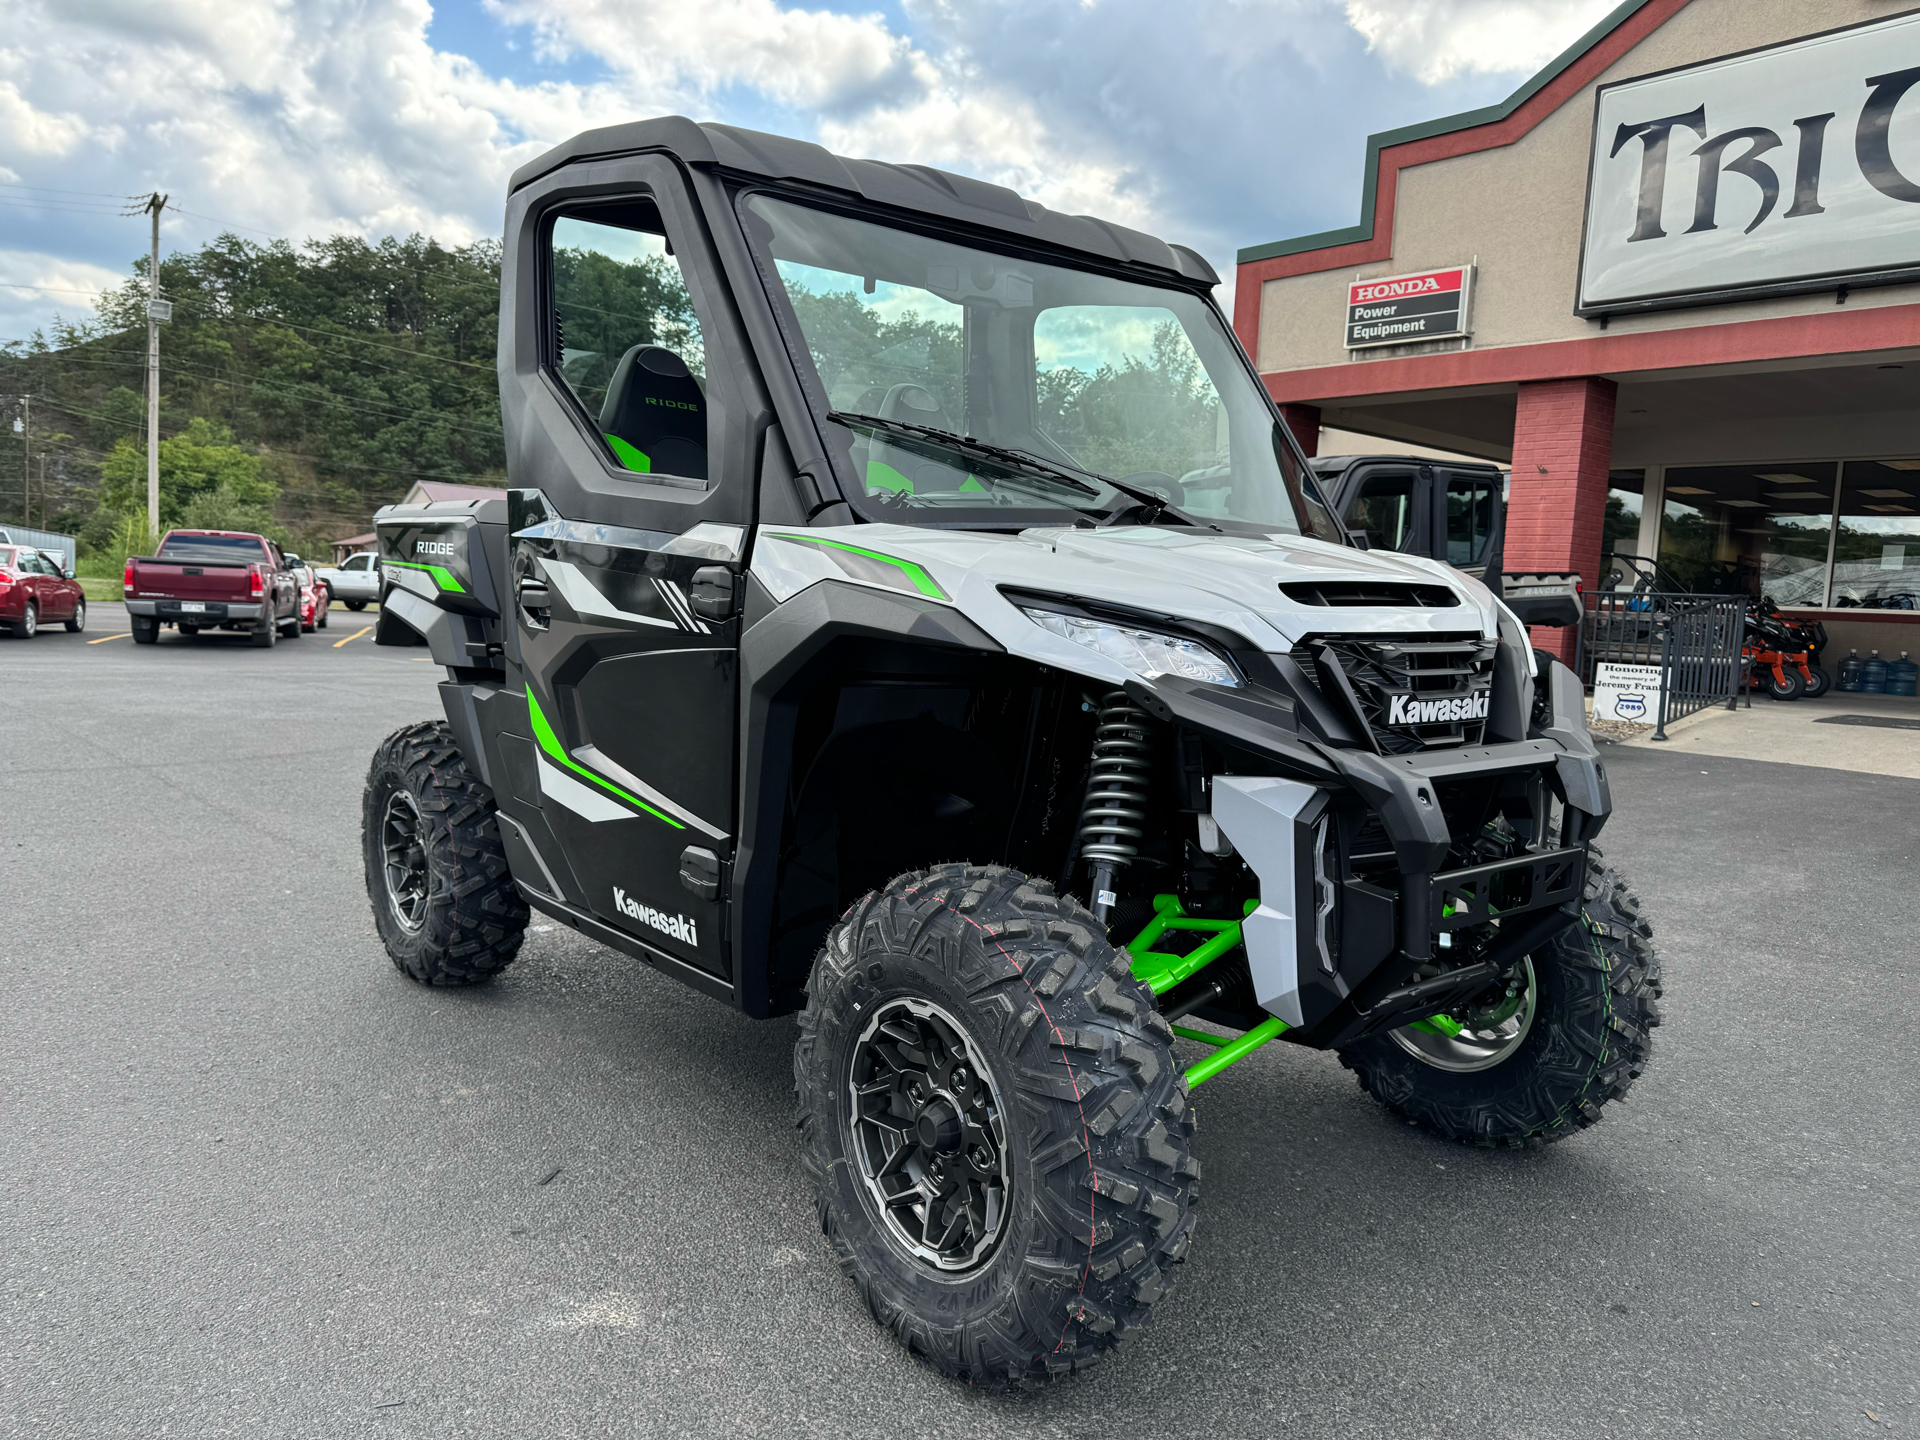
[363,117,1660,1386]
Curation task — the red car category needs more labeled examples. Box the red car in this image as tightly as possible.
[286,554,330,632]
[0,545,86,637]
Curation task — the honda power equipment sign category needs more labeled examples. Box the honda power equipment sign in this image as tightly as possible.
[1578,12,1919,315]
[1345,265,1474,349]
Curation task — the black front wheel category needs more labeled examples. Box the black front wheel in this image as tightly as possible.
[796,865,1197,1386]
[1339,849,1660,1148]
[1764,664,1804,701]
[1801,664,1831,698]
[346,599,368,611]
[362,721,528,985]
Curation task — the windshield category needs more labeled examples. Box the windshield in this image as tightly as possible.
[744,194,1324,535]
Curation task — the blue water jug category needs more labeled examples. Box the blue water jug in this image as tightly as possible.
[1860,650,1889,694]
[1837,650,1864,691]
[1886,651,1918,697]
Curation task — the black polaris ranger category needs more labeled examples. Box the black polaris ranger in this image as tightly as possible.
[361,117,1660,1386]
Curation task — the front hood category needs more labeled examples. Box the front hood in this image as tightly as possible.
[751,522,1501,691]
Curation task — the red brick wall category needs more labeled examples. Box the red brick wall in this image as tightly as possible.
[1506,376,1616,662]
[1278,403,1320,458]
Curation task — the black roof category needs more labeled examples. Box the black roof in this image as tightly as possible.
[510,116,1219,288]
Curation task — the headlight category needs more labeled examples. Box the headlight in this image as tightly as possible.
[1021,607,1241,687]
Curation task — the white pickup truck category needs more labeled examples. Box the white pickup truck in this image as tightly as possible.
[315,551,381,610]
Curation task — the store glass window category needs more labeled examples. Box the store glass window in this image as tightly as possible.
[1830,461,1919,610]
[1657,463,1835,602]
[1601,470,1645,583]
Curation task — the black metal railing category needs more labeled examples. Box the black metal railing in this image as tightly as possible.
[1576,592,1745,736]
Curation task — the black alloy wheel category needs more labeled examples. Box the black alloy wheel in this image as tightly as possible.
[380,790,430,933]
[849,997,1011,1272]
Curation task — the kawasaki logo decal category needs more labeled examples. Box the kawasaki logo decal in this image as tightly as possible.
[614,888,697,946]
[1387,692,1489,726]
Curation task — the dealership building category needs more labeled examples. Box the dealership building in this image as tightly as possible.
[1237,0,1918,664]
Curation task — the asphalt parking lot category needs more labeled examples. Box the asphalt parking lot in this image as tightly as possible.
[3,605,1916,1438]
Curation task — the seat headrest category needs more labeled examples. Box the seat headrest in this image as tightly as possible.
[598,344,707,479]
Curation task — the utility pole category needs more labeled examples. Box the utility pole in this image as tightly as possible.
[140,192,170,535]
[18,393,27,529]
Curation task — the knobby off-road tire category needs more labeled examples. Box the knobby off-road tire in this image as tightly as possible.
[1339,849,1661,1149]
[362,720,528,986]
[796,864,1198,1387]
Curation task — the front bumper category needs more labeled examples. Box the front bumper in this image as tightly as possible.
[126,600,265,622]
[1154,656,1609,1044]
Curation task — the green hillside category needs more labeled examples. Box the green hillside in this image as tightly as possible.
[0,233,505,562]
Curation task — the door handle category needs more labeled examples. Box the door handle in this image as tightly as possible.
[690,566,736,620]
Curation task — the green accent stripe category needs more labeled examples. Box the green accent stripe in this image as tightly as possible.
[605,434,652,472]
[384,558,466,594]
[1236,0,1655,263]
[526,687,683,828]
[763,532,949,601]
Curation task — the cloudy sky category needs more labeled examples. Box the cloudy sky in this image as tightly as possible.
[0,0,1621,341]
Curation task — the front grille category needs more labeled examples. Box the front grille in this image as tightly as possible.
[1295,632,1498,754]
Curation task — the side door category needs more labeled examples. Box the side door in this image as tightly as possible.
[1340,463,1427,555]
[1438,468,1503,583]
[29,551,66,618]
[496,163,763,983]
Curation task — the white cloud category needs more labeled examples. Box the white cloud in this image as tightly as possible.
[1344,0,1622,85]
[0,78,90,155]
[0,0,1628,341]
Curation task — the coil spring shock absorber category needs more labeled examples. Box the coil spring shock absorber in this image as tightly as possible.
[1078,690,1154,924]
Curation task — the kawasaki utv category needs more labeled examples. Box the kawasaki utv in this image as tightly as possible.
[361,117,1660,1386]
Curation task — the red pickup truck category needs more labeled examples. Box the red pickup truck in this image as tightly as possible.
[123,530,301,647]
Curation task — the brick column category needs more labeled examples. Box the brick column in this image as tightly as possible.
[1505,377,1616,663]
[1278,403,1320,458]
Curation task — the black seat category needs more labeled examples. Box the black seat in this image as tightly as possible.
[598,345,707,479]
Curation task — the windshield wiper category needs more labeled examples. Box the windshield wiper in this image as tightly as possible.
[829,411,1099,498]
[827,411,1216,528]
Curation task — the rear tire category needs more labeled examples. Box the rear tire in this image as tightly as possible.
[362,720,528,986]
[346,599,367,611]
[252,615,276,648]
[131,616,159,644]
[1338,849,1660,1149]
[65,599,86,633]
[1801,663,1831,699]
[15,601,36,639]
[796,864,1197,1386]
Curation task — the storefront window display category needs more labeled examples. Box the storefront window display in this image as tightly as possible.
[1830,461,1919,611]
[1651,461,1917,610]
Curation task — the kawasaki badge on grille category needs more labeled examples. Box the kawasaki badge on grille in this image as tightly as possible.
[1386,692,1490,726]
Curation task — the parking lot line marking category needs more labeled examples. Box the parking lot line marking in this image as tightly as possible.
[334,625,374,649]
[87,632,130,643]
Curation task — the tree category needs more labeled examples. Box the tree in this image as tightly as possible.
[99,417,276,527]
